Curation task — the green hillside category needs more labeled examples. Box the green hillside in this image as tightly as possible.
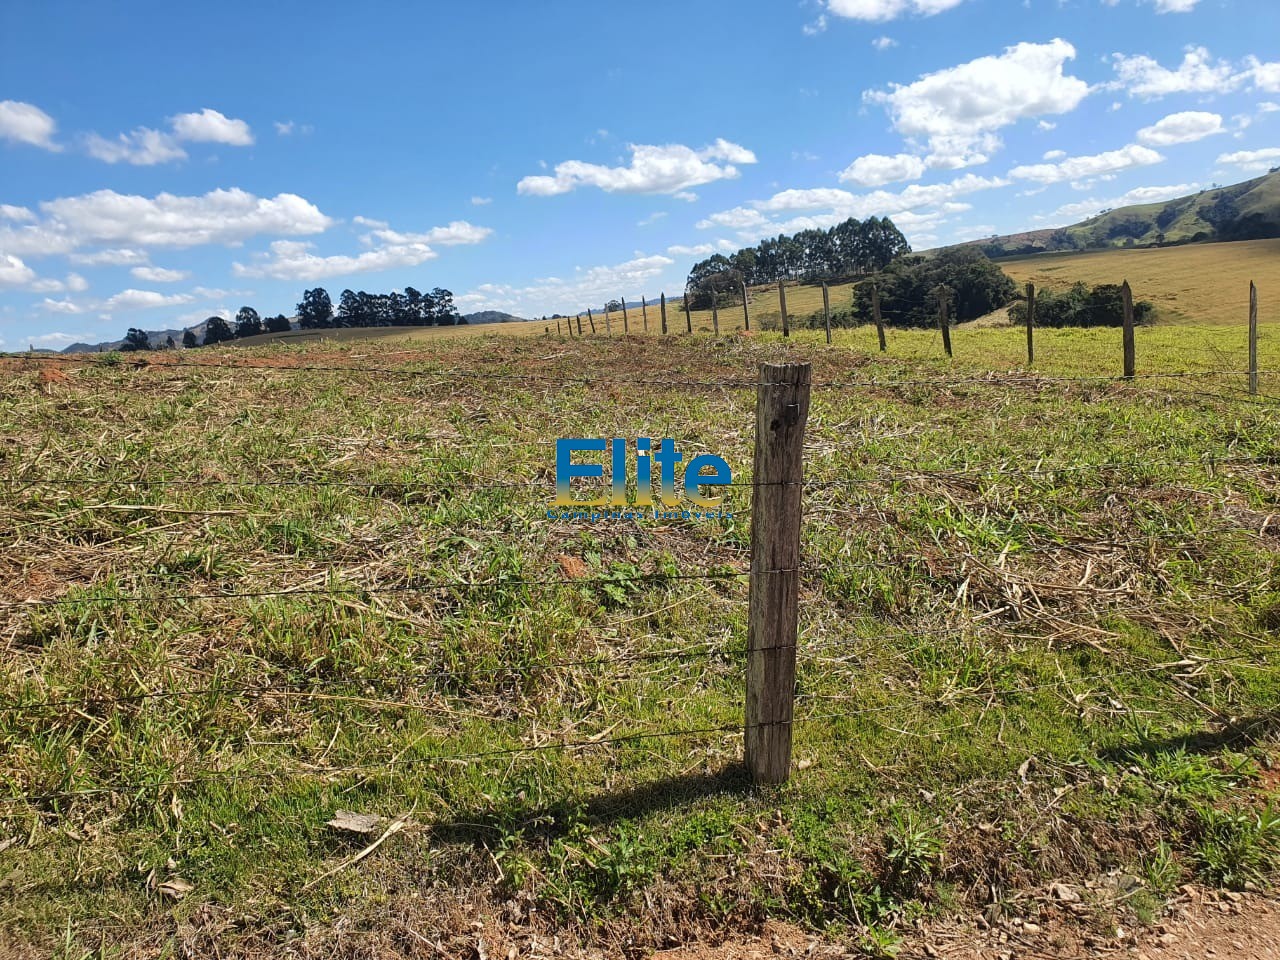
[965,170,1280,258]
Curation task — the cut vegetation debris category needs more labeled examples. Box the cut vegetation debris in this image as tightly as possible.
[0,321,1278,958]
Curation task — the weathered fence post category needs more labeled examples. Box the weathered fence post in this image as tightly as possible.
[660,292,668,335]
[603,304,612,336]
[822,282,832,345]
[576,314,583,336]
[938,293,952,358]
[742,280,750,331]
[642,295,649,333]
[685,287,693,334]
[746,362,811,785]
[556,319,561,336]
[1249,281,1258,397]
[1025,282,1035,366]
[778,281,790,338]
[588,308,597,335]
[712,295,720,336]
[621,296,629,334]
[872,283,886,353]
[1122,280,1135,380]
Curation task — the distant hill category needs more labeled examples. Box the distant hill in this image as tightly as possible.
[959,170,1280,259]
[464,310,528,324]
[62,323,207,354]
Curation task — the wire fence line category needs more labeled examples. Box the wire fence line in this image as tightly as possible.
[6,653,1270,808]
[3,544,1270,612]
[4,350,1276,395]
[1,634,1252,719]
[3,451,1278,492]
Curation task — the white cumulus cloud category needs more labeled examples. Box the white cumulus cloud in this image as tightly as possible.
[361,221,493,247]
[0,254,38,289]
[69,248,151,267]
[1216,147,1280,174]
[85,108,253,165]
[1249,58,1280,94]
[698,173,1006,244]
[1044,183,1201,224]
[131,266,191,283]
[0,100,59,150]
[170,108,254,146]
[864,39,1090,169]
[232,218,489,282]
[1,188,332,258]
[233,239,438,281]
[0,204,36,223]
[826,0,966,21]
[1136,111,1224,145]
[839,152,926,187]
[1112,46,1241,99]
[1008,144,1163,185]
[104,289,196,310]
[517,140,757,197]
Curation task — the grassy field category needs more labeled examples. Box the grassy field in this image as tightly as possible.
[996,239,1280,326]
[2,326,1279,958]
[231,317,551,348]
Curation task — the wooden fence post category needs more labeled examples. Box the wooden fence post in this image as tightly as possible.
[822,282,831,345]
[1122,280,1135,380]
[712,296,720,336]
[603,304,612,336]
[588,308,596,335]
[742,280,750,331]
[872,283,886,353]
[642,295,649,334]
[746,361,811,785]
[660,292,668,335]
[939,294,952,358]
[1025,282,1035,366]
[556,319,561,336]
[685,288,693,334]
[779,281,790,338]
[577,314,583,336]
[1249,281,1258,397]
[621,296,629,334]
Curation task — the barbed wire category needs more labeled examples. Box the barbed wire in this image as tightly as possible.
[3,653,1264,807]
[4,621,1257,717]
[5,351,1274,395]
[1,453,1275,501]
[3,534,1271,614]
[0,567,773,610]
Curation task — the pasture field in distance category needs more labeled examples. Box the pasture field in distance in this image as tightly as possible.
[1,320,1279,958]
[996,238,1280,327]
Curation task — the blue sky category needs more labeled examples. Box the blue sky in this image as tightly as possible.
[1,0,1278,348]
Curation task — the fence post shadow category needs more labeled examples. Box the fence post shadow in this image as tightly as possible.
[1096,709,1280,765]
[426,761,753,846]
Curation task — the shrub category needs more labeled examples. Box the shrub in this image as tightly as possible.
[853,247,1017,328]
[1008,282,1154,328]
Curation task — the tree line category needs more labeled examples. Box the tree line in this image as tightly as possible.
[685,216,911,308]
[120,284,462,350]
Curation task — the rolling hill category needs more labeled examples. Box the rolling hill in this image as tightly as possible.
[963,169,1280,258]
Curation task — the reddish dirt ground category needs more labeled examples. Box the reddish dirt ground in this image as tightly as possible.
[651,889,1280,960]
